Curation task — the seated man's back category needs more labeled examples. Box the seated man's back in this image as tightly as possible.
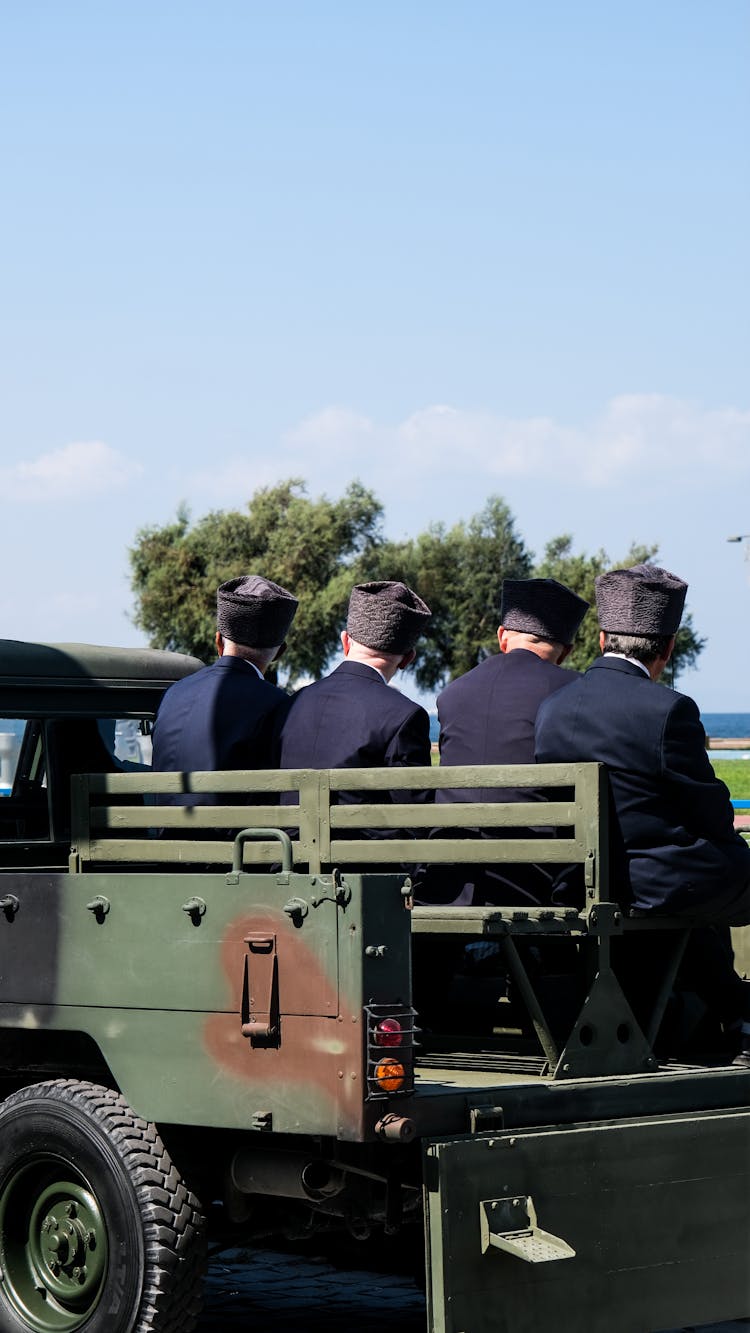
[437,577,588,803]
[535,564,750,923]
[422,577,588,906]
[152,574,298,805]
[279,659,430,775]
[279,580,432,803]
[535,562,750,1065]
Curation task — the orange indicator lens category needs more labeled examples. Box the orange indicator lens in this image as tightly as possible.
[374,1060,405,1093]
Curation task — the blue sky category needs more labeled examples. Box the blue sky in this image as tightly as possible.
[1,1,748,709]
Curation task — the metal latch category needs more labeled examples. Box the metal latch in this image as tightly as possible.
[480,1196,576,1263]
[240,934,279,1044]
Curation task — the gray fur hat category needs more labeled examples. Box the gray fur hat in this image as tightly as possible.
[500,578,589,645]
[216,575,298,649]
[346,581,432,654]
[595,563,687,636]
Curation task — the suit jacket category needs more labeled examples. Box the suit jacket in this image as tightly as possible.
[279,660,431,803]
[535,655,750,923]
[152,655,291,803]
[436,648,578,802]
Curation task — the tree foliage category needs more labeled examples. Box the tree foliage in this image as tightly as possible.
[130,481,705,690]
[130,480,383,682]
[360,497,533,689]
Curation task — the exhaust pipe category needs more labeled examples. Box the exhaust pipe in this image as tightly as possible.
[231,1149,346,1203]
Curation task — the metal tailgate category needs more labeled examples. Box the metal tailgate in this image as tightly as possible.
[424,1107,750,1333]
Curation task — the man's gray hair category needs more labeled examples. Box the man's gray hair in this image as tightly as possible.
[603,631,673,665]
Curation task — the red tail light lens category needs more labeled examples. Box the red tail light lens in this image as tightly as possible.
[375,1018,403,1048]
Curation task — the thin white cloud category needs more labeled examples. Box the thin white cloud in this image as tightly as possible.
[176,394,750,520]
[282,394,750,489]
[1,442,142,502]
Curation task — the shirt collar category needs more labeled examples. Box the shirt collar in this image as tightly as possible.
[340,657,388,685]
[225,656,264,681]
[602,652,650,678]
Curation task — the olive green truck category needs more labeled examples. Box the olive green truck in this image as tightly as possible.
[0,640,747,1333]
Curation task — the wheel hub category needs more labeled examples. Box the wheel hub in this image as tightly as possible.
[0,1164,108,1331]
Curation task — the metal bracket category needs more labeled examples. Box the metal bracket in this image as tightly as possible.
[240,934,279,1045]
[480,1195,575,1263]
[182,896,207,923]
[86,895,110,921]
[584,849,596,889]
[310,869,351,909]
[283,896,309,923]
[587,900,623,935]
[553,967,655,1079]
[0,894,19,920]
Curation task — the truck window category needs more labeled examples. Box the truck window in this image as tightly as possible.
[0,716,152,845]
[0,721,25,797]
[0,718,49,840]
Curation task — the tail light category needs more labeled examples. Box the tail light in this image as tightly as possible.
[364,1003,418,1100]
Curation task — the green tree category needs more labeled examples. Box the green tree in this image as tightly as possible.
[129,480,384,683]
[130,483,705,691]
[361,497,533,689]
[534,535,705,681]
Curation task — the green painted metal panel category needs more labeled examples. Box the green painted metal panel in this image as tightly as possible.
[0,1004,350,1133]
[0,867,411,1139]
[1,871,339,1016]
[425,1109,750,1333]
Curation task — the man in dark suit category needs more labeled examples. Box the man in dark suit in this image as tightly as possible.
[437,578,589,801]
[535,563,750,1060]
[424,578,589,906]
[152,574,298,803]
[279,580,432,784]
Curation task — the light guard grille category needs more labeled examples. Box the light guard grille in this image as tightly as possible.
[364,1002,419,1101]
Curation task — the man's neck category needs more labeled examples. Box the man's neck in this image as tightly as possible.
[345,649,390,684]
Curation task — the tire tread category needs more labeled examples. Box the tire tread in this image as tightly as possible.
[1,1078,206,1333]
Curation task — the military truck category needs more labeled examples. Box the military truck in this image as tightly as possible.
[0,639,747,1333]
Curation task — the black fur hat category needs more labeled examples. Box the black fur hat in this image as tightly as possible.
[501,578,589,644]
[595,563,687,636]
[346,581,431,654]
[217,575,298,648]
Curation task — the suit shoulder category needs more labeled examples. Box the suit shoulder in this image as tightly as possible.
[384,684,428,723]
[438,656,499,704]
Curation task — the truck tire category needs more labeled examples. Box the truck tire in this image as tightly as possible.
[0,1079,206,1333]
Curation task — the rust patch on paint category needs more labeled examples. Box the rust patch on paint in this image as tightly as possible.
[204,910,363,1134]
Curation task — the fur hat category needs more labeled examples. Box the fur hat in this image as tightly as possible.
[500,578,589,645]
[595,563,687,636]
[346,581,431,654]
[216,575,298,649]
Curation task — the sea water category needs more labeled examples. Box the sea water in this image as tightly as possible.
[428,712,750,755]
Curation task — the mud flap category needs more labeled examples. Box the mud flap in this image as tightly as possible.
[423,1107,750,1333]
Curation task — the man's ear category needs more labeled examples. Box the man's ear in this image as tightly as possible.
[271,641,287,663]
[662,635,676,665]
[557,644,573,665]
[215,631,225,657]
[598,630,606,654]
[397,647,416,671]
[341,630,351,657]
[498,627,509,654]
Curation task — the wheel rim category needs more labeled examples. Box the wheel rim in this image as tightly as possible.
[0,1155,109,1331]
